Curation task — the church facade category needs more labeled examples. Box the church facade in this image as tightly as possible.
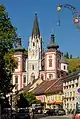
[12,14,68,92]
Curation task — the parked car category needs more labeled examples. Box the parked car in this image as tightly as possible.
[46,109,58,116]
[58,109,66,116]
[15,108,31,119]
[46,108,66,116]
[43,108,49,115]
[73,110,80,119]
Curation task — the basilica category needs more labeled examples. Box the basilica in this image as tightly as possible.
[12,13,68,92]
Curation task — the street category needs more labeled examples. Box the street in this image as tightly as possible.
[34,114,73,119]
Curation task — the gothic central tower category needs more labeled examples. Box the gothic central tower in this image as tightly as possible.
[28,13,42,83]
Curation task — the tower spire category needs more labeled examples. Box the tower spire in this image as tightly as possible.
[32,13,40,37]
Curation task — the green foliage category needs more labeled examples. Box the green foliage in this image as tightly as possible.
[23,92,41,106]
[0,4,18,99]
[67,58,80,73]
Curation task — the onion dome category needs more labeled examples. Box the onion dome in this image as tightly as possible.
[15,37,25,52]
[47,33,59,50]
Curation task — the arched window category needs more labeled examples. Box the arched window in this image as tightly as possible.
[49,59,52,67]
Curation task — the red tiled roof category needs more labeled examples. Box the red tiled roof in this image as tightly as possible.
[31,78,63,95]
[32,79,63,95]
[51,101,63,105]
[45,78,63,94]
[31,80,57,95]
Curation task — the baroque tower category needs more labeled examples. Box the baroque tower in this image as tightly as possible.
[28,13,42,83]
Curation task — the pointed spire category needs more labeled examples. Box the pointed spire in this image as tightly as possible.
[32,13,40,37]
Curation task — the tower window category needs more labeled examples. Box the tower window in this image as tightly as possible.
[15,57,19,69]
[32,65,34,70]
[23,75,26,83]
[33,42,35,46]
[49,59,52,67]
[15,76,18,83]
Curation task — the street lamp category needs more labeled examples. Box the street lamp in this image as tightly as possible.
[57,4,80,30]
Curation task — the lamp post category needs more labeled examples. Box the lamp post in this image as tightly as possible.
[57,4,80,30]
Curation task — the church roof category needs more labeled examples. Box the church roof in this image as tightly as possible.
[47,33,59,50]
[32,13,40,37]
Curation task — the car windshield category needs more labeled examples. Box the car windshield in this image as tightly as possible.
[19,109,29,113]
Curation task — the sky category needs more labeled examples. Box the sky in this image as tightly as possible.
[0,0,80,57]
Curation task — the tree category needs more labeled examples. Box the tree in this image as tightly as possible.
[16,93,29,108]
[64,52,69,59]
[70,54,72,59]
[0,4,18,100]
[23,92,41,106]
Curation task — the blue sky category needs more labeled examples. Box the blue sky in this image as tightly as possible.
[0,0,80,57]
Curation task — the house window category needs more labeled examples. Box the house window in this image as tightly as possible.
[15,76,18,83]
[64,65,66,70]
[69,85,71,88]
[23,75,26,83]
[72,84,74,88]
[76,83,78,87]
[32,65,34,70]
[49,59,52,67]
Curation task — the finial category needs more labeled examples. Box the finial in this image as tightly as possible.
[35,12,37,16]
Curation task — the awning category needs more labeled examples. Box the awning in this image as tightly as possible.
[47,101,63,105]
[52,101,63,105]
